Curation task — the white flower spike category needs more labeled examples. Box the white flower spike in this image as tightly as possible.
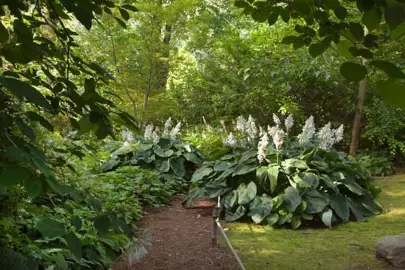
[298,116,316,146]
[257,133,269,163]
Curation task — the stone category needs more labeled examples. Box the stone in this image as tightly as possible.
[376,234,405,269]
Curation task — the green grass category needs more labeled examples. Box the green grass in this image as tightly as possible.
[226,175,405,270]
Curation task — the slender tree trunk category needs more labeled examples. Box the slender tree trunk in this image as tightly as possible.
[349,27,369,156]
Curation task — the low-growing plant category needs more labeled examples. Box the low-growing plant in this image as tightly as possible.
[185,114,382,229]
[355,152,395,177]
[183,128,230,160]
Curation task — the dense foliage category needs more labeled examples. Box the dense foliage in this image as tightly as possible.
[186,115,382,228]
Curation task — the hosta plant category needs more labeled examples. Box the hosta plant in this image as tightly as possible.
[101,119,205,188]
[185,115,382,229]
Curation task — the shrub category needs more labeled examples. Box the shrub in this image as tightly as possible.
[185,114,382,229]
[354,152,395,177]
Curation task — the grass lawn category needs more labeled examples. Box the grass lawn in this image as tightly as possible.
[226,175,405,270]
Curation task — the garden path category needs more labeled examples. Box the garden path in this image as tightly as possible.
[121,196,238,270]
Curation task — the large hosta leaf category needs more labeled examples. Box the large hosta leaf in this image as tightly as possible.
[237,182,257,205]
[170,157,185,177]
[232,163,256,176]
[283,187,302,212]
[223,190,238,209]
[321,208,333,228]
[329,194,350,221]
[267,165,279,193]
[361,197,383,216]
[282,159,309,172]
[267,213,279,225]
[225,205,246,222]
[304,188,328,214]
[248,194,273,224]
[191,166,213,182]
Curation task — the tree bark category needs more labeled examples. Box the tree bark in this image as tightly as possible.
[349,27,369,156]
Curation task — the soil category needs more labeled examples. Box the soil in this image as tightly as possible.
[115,196,239,270]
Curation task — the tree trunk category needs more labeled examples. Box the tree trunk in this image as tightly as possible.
[349,27,369,156]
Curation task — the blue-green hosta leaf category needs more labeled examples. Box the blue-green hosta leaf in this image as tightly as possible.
[183,152,202,164]
[101,158,120,172]
[65,232,82,260]
[225,205,246,222]
[320,174,339,193]
[183,187,205,206]
[272,195,284,210]
[214,162,233,172]
[111,143,133,156]
[282,159,309,171]
[156,159,170,172]
[248,194,273,224]
[36,218,66,238]
[232,163,256,176]
[347,198,364,222]
[237,182,257,205]
[239,149,257,163]
[283,187,301,212]
[321,208,333,228]
[291,216,302,230]
[304,188,328,214]
[300,172,320,188]
[361,197,383,216]
[329,194,350,221]
[266,213,279,225]
[223,190,238,209]
[191,166,213,182]
[0,166,31,186]
[154,148,174,158]
[170,157,185,177]
[344,182,364,195]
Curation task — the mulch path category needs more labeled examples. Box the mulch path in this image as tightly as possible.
[116,196,239,270]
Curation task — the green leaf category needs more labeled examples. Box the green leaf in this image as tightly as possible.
[329,194,350,221]
[300,172,320,188]
[24,177,42,198]
[361,197,383,215]
[385,1,405,30]
[267,165,279,193]
[362,7,382,31]
[282,159,308,171]
[291,216,302,229]
[370,60,405,79]
[349,23,365,41]
[157,159,170,172]
[283,187,302,212]
[321,208,333,228]
[94,214,110,235]
[348,199,364,221]
[0,166,31,186]
[45,177,65,195]
[392,21,405,39]
[281,36,298,44]
[334,6,347,20]
[356,0,375,12]
[340,62,367,82]
[376,80,405,108]
[251,8,270,23]
[54,254,68,270]
[1,77,50,109]
[337,40,355,58]
[268,12,279,26]
[73,6,93,30]
[71,216,82,231]
[119,8,130,21]
[170,157,186,177]
[223,190,238,209]
[15,118,36,141]
[115,17,127,28]
[309,43,328,58]
[65,232,82,260]
[0,22,9,43]
[225,205,246,222]
[184,152,202,164]
[36,218,66,238]
[237,182,257,205]
[248,194,273,224]
[122,4,138,12]
[154,148,174,158]
[304,189,328,214]
[232,163,256,176]
[266,213,279,225]
[279,7,290,22]
[26,112,54,132]
[191,166,213,182]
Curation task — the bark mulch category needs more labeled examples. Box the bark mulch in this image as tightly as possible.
[116,196,239,270]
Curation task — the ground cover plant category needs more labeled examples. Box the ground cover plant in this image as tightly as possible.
[186,115,383,228]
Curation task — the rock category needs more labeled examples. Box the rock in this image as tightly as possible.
[376,234,405,268]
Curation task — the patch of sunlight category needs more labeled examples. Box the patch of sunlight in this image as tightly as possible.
[382,207,405,217]
[384,190,405,198]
